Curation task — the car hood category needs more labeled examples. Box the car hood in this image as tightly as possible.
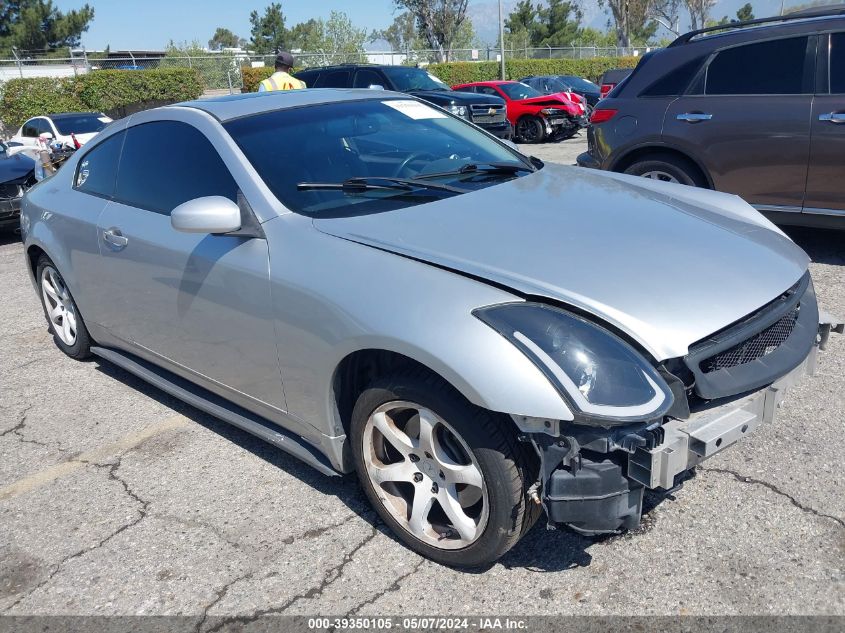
[519,94,576,107]
[0,152,35,183]
[312,164,809,361]
[415,90,503,105]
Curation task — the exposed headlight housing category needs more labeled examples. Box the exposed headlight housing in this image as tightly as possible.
[474,303,673,425]
[447,105,468,118]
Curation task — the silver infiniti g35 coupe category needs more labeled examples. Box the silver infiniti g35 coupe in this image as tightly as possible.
[20,89,843,567]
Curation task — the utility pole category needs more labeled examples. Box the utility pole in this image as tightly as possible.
[498,0,506,80]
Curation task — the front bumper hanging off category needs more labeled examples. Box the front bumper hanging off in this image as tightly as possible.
[530,313,843,536]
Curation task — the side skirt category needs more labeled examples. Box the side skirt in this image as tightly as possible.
[90,346,341,478]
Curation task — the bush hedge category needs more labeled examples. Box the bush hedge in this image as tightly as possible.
[0,67,203,130]
[427,56,641,85]
[241,66,274,93]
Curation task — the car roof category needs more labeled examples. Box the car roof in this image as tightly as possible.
[175,88,409,122]
[27,112,102,121]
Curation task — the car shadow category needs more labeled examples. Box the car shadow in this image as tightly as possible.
[0,229,21,247]
[783,226,845,266]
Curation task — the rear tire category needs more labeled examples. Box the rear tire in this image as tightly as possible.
[350,369,539,568]
[623,154,707,187]
[515,116,546,144]
[36,255,92,360]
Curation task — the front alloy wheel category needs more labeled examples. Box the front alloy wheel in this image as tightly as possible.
[351,369,539,567]
[362,401,488,549]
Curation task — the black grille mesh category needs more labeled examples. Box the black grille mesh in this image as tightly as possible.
[700,306,800,374]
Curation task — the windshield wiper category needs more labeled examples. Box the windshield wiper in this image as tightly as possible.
[413,162,535,181]
[297,176,469,194]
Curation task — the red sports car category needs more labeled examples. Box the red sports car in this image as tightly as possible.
[452,80,586,143]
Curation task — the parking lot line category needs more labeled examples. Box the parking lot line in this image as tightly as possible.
[0,414,189,502]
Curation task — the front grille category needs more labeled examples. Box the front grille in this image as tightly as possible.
[469,103,507,125]
[700,306,800,374]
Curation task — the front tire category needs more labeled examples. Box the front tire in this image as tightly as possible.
[350,369,538,568]
[515,116,546,143]
[36,255,92,360]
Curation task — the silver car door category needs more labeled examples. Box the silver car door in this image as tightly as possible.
[93,119,287,416]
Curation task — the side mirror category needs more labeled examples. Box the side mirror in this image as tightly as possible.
[171,196,241,234]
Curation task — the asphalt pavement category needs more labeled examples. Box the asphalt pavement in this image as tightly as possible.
[1,138,843,622]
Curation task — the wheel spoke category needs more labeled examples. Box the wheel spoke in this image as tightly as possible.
[61,315,73,342]
[50,304,63,324]
[65,310,77,338]
[42,279,61,304]
[408,489,435,538]
[441,462,483,489]
[438,485,478,542]
[368,460,413,485]
[48,270,68,300]
[416,408,438,454]
[372,411,414,456]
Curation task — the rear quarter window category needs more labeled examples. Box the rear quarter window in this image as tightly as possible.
[640,57,705,96]
[75,132,126,198]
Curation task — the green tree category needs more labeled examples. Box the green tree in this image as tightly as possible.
[287,11,366,65]
[249,2,287,54]
[395,0,470,62]
[370,12,422,50]
[736,3,755,21]
[208,27,241,51]
[533,0,582,47]
[578,27,618,47]
[600,0,658,47]
[0,0,94,57]
[288,18,323,50]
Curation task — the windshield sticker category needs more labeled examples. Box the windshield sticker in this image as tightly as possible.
[383,100,447,120]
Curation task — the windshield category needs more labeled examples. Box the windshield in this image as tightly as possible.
[52,114,110,135]
[382,66,450,92]
[559,76,599,92]
[224,99,533,217]
[498,82,542,100]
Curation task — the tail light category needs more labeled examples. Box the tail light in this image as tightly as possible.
[600,84,614,98]
[590,108,618,124]
[71,133,81,149]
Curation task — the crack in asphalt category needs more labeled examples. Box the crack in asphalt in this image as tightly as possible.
[702,466,845,529]
[0,405,50,448]
[343,558,426,619]
[158,514,245,552]
[203,518,380,633]
[1,452,149,613]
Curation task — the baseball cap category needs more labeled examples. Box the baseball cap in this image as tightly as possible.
[276,51,295,67]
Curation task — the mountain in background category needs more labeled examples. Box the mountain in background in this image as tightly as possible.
[467,0,815,46]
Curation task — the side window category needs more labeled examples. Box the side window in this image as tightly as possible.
[75,132,126,198]
[353,69,385,88]
[831,33,845,94]
[22,120,39,137]
[314,70,350,88]
[706,37,808,95]
[114,121,238,215]
[35,119,53,135]
[641,57,705,97]
[477,86,499,96]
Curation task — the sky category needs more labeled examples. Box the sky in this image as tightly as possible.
[55,0,789,52]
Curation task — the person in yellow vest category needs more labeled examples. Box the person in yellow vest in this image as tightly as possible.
[258,51,306,92]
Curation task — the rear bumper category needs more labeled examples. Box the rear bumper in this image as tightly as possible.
[538,313,841,535]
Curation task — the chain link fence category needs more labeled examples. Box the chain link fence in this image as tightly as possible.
[0,46,653,95]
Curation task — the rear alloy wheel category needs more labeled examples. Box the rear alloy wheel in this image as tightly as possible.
[515,116,546,143]
[37,256,92,360]
[623,155,706,188]
[351,370,539,567]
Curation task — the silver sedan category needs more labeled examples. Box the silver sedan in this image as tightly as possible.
[20,89,841,567]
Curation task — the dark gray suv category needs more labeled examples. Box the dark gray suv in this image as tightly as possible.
[577,8,845,228]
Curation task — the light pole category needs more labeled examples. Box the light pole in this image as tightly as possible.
[498,0,506,80]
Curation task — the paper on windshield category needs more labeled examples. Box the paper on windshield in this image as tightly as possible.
[383,100,447,120]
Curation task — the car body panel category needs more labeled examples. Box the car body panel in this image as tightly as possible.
[313,163,808,361]
[805,93,845,213]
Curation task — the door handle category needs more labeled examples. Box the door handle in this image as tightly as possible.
[102,227,128,249]
[677,112,713,123]
[819,112,845,124]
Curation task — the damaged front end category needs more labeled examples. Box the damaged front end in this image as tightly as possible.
[499,274,842,536]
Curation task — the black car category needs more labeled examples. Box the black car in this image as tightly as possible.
[294,64,513,139]
[577,6,845,229]
[0,142,36,232]
[521,74,602,107]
